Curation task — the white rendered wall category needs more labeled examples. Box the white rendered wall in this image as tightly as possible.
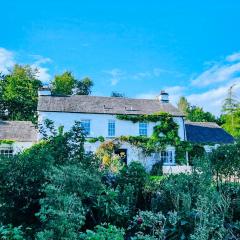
[38,111,185,168]
[0,142,35,155]
[38,112,185,140]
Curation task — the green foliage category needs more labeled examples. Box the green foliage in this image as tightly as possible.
[52,71,76,95]
[111,91,125,97]
[150,161,163,176]
[177,96,189,115]
[187,105,217,122]
[51,73,94,96]
[0,139,15,144]
[79,224,125,240]
[0,64,42,122]
[75,77,94,95]
[116,113,180,154]
[0,119,239,239]
[0,141,51,228]
[209,140,240,184]
[88,136,105,143]
[0,224,25,240]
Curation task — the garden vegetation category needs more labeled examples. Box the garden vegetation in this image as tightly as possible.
[0,122,239,239]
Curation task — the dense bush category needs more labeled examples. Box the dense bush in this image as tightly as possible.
[0,124,239,239]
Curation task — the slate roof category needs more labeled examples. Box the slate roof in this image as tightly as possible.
[185,121,234,144]
[0,121,38,142]
[37,95,184,116]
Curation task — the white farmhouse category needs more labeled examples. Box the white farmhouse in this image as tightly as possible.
[37,89,186,171]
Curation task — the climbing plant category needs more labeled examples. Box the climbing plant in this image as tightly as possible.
[0,140,15,145]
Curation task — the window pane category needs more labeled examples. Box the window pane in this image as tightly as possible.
[0,147,13,157]
[139,122,147,136]
[81,120,90,135]
[108,120,115,136]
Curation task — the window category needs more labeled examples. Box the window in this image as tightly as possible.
[0,146,13,157]
[160,151,174,165]
[80,120,91,135]
[108,120,115,137]
[139,122,148,136]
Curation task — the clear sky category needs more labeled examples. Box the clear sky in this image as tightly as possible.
[0,0,240,115]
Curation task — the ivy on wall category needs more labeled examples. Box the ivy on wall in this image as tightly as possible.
[0,139,15,145]
[88,112,206,166]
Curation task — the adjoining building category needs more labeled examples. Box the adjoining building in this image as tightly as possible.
[185,121,235,152]
[0,121,37,157]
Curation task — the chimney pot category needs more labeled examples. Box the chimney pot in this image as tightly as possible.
[38,86,51,96]
[158,90,169,103]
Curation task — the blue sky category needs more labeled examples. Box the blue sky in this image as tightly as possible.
[0,0,240,115]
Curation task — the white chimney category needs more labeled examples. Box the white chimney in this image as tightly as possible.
[158,90,169,103]
[38,86,51,96]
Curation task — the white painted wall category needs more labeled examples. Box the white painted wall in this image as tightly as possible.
[0,142,35,155]
[38,111,185,168]
[38,111,186,140]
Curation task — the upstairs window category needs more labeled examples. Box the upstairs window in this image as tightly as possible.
[108,120,115,137]
[0,146,13,157]
[81,120,91,136]
[139,122,148,136]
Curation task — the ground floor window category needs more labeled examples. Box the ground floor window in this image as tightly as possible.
[0,146,13,157]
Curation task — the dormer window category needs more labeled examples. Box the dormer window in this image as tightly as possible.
[139,122,148,136]
[80,120,91,136]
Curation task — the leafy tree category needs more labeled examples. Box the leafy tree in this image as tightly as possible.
[76,77,94,95]
[52,71,76,95]
[187,106,217,122]
[51,73,94,96]
[177,96,190,115]
[0,64,42,121]
[111,91,125,98]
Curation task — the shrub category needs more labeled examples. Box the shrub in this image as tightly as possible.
[150,161,163,176]
[0,225,25,240]
[79,224,125,240]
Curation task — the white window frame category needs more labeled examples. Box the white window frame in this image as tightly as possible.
[108,120,115,137]
[80,120,91,136]
[160,150,175,165]
[139,122,148,136]
[0,146,13,157]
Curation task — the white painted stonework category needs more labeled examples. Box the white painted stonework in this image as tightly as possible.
[38,111,186,169]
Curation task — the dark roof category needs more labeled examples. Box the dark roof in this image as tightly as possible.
[185,121,234,144]
[0,121,38,142]
[37,95,184,116]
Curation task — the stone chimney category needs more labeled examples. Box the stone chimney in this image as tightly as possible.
[38,86,51,96]
[158,90,169,103]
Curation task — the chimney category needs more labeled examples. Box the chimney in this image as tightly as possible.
[158,90,169,103]
[38,86,51,96]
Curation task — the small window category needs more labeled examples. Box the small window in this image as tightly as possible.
[80,120,91,135]
[108,120,115,137]
[139,122,148,136]
[160,151,173,165]
[0,147,13,157]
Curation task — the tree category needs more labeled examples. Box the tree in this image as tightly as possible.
[111,91,125,98]
[51,73,94,96]
[187,106,217,122]
[221,84,240,137]
[0,64,42,122]
[75,77,94,95]
[177,96,189,115]
[52,71,76,95]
